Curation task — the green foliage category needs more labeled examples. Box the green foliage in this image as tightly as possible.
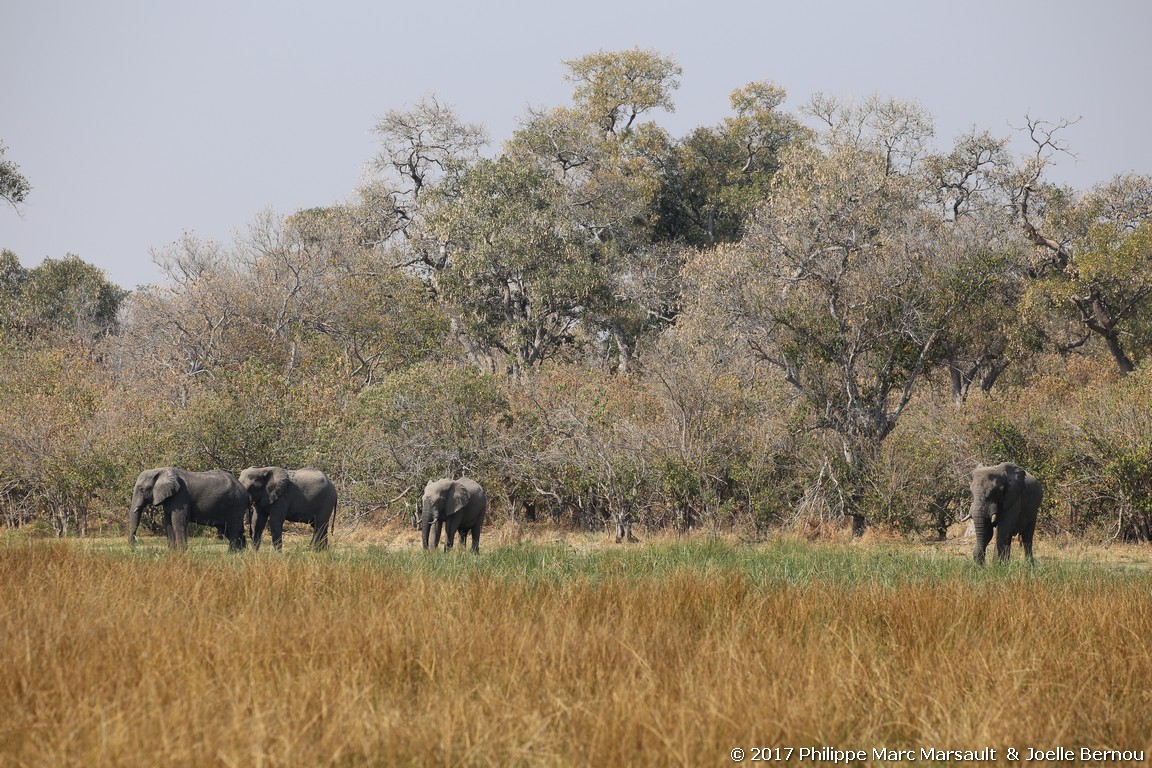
[0,253,126,342]
[0,141,31,207]
[654,81,807,246]
[1018,174,1152,372]
[428,156,610,370]
[173,361,347,472]
[562,48,681,136]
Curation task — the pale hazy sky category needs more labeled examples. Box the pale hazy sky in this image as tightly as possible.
[2,0,1150,289]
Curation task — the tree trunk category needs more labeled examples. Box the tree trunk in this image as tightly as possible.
[1102,331,1136,375]
[611,325,633,375]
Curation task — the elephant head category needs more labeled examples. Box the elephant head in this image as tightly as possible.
[970,463,1024,522]
[129,468,181,547]
[239,466,290,509]
[424,478,471,525]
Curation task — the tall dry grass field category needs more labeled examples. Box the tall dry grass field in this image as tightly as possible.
[2,538,1151,766]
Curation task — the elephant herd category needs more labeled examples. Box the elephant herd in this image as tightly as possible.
[128,467,488,554]
[129,460,1038,565]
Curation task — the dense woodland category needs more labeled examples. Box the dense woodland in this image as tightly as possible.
[4,49,1152,542]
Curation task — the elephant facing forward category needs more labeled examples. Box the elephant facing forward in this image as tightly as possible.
[969,462,1043,565]
[239,467,337,551]
[129,468,248,552]
[419,478,486,552]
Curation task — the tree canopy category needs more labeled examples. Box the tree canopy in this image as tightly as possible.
[5,50,1152,541]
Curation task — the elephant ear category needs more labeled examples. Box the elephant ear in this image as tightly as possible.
[452,482,471,515]
[153,469,181,504]
[1002,464,1024,511]
[266,467,291,506]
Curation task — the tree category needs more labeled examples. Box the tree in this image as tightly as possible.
[244,208,448,387]
[686,97,1001,525]
[0,141,31,209]
[111,234,248,394]
[0,253,126,345]
[563,48,681,137]
[0,250,28,329]
[424,156,608,373]
[922,129,1035,402]
[502,49,684,372]
[366,95,488,270]
[1013,121,1152,374]
[0,342,156,535]
[111,210,445,397]
[346,363,509,512]
[654,81,808,246]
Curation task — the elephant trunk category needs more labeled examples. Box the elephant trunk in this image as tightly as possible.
[972,503,994,565]
[128,504,143,548]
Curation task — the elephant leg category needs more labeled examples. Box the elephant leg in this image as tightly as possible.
[170,508,189,552]
[465,515,483,552]
[311,516,331,551]
[269,517,285,551]
[444,517,459,550]
[225,519,246,552]
[995,522,1013,563]
[163,510,176,550]
[252,513,268,551]
[432,519,443,550]
[1021,520,1036,564]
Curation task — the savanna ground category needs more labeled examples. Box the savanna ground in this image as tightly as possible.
[3,523,1152,767]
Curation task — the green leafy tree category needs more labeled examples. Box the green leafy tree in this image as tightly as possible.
[424,156,608,373]
[655,81,808,246]
[1016,128,1152,374]
[563,48,681,137]
[503,49,683,371]
[0,253,126,345]
[686,97,1003,525]
[0,141,31,209]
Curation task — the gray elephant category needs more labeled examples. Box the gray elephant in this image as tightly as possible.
[419,478,486,552]
[969,462,1043,565]
[239,466,337,551]
[129,468,248,552]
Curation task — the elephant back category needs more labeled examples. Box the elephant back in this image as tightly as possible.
[192,469,249,512]
[289,468,338,508]
[457,477,486,506]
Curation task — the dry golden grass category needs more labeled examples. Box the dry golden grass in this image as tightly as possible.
[2,536,1152,767]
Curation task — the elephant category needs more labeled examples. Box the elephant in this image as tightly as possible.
[238,466,337,551]
[129,468,248,552]
[969,462,1043,565]
[419,478,486,552]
